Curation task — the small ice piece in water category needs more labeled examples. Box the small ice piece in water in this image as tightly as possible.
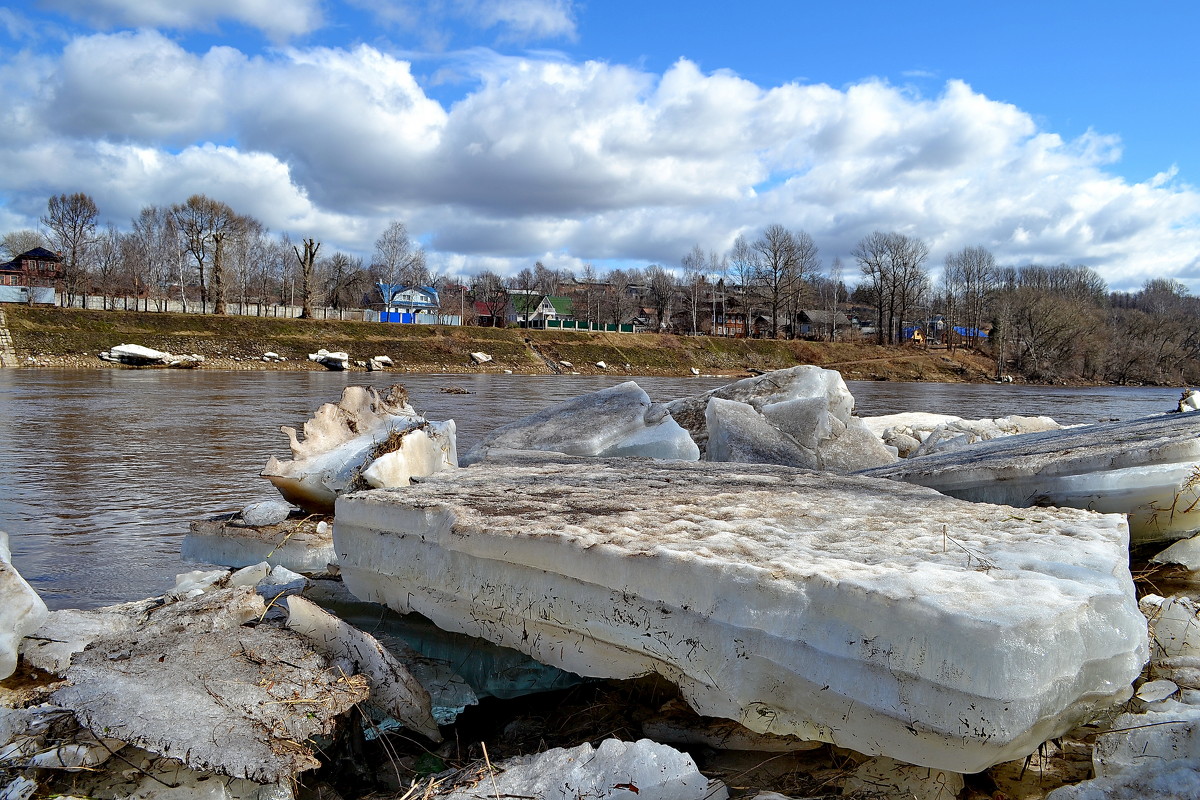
[1151,533,1200,571]
[432,739,725,800]
[261,385,457,513]
[462,382,699,465]
[672,366,896,471]
[1,531,48,679]
[1179,389,1200,413]
[239,500,294,528]
[1136,679,1179,703]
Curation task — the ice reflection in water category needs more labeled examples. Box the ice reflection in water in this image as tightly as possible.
[0,369,1182,609]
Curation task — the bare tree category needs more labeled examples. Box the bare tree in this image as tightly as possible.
[680,244,709,335]
[853,231,930,344]
[644,264,677,331]
[604,268,643,326]
[944,245,997,348]
[92,224,123,309]
[293,238,321,319]
[320,251,371,310]
[1,230,47,260]
[470,270,508,326]
[822,256,844,340]
[169,195,241,314]
[372,220,427,288]
[42,192,99,306]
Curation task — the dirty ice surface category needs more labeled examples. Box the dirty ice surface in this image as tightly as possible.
[333,456,1146,773]
[860,411,1200,542]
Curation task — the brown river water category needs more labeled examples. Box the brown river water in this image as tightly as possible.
[0,369,1182,609]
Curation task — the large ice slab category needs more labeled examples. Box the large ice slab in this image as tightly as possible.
[461,381,699,465]
[859,412,1200,542]
[261,385,457,514]
[1,531,47,680]
[333,457,1146,773]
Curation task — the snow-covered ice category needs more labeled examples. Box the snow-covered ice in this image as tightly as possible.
[461,381,699,465]
[860,412,1200,542]
[261,385,457,513]
[1,531,47,680]
[333,456,1146,772]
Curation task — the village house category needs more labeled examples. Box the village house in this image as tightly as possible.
[0,247,63,305]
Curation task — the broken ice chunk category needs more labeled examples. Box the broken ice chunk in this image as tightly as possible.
[52,587,368,783]
[431,739,725,800]
[184,515,337,574]
[860,412,1200,542]
[666,365,856,454]
[334,457,1147,773]
[261,385,456,514]
[285,595,441,742]
[1,531,48,680]
[704,398,818,468]
[461,381,699,465]
[841,756,963,800]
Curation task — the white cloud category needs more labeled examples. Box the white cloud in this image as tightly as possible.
[2,35,1199,290]
[39,0,322,40]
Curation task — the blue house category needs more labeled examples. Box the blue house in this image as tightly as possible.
[377,283,440,323]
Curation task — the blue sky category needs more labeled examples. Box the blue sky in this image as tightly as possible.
[1,0,1198,289]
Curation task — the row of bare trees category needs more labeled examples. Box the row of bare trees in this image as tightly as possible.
[1,194,435,320]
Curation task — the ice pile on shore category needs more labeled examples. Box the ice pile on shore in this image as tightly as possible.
[261,384,457,513]
[861,412,1063,457]
[860,412,1200,542]
[333,456,1146,773]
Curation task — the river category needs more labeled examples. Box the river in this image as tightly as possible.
[0,369,1183,610]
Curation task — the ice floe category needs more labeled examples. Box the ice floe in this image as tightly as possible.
[461,381,699,465]
[669,366,896,470]
[261,385,457,513]
[333,456,1146,773]
[860,411,1200,542]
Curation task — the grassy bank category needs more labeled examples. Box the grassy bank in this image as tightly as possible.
[4,306,999,381]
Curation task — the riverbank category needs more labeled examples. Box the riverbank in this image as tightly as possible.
[3,306,1000,381]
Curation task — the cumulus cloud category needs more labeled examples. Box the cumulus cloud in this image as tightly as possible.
[2,33,1199,289]
[40,0,323,40]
